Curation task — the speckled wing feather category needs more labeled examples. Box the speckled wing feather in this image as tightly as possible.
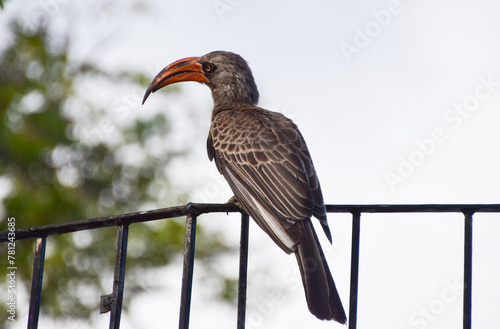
[207,105,331,253]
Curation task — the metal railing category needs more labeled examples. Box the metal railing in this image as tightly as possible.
[1,203,499,329]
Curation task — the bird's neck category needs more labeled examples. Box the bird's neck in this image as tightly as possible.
[211,100,253,117]
[209,79,259,111]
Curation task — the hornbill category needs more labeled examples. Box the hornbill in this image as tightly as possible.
[142,51,346,324]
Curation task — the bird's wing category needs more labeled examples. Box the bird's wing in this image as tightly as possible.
[207,107,329,252]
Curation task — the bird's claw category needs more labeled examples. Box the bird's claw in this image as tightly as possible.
[227,196,241,208]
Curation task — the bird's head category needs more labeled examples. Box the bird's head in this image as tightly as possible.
[142,51,259,107]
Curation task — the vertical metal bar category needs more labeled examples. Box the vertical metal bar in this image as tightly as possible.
[28,237,47,329]
[348,212,361,329]
[237,213,250,329]
[463,212,473,329]
[109,225,129,329]
[179,214,197,329]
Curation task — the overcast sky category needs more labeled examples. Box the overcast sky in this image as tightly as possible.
[2,0,500,328]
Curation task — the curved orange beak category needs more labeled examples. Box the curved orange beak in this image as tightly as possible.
[142,56,209,105]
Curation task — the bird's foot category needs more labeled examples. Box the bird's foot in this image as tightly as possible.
[227,195,241,208]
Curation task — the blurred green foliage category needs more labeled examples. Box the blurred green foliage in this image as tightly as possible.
[0,22,234,326]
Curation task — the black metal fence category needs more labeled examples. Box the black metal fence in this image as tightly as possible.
[1,203,499,329]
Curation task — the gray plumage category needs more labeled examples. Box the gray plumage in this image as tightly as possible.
[144,51,346,323]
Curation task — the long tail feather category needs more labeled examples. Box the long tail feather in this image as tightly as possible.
[295,220,346,324]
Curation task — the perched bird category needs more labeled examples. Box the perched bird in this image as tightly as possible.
[142,51,346,324]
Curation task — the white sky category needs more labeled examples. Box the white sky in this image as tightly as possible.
[2,0,500,328]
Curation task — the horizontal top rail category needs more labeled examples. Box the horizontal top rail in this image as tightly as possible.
[1,203,499,243]
[0,203,241,242]
[325,203,500,213]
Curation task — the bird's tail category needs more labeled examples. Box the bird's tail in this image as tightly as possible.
[295,220,347,324]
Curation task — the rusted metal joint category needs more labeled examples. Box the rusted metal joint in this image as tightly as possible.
[185,202,202,216]
[100,294,114,314]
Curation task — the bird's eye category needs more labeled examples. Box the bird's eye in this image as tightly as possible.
[203,63,216,73]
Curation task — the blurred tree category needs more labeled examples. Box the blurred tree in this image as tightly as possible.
[0,21,235,326]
